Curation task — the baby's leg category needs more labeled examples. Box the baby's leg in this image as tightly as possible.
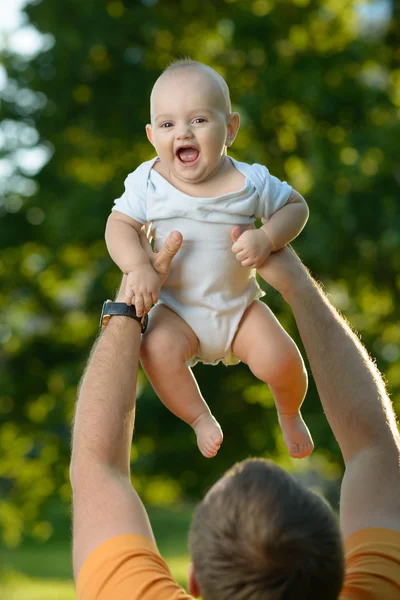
[140,304,223,458]
[232,300,313,459]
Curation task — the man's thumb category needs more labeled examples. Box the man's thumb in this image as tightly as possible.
[230,225,242,244]
[157,231,183,269]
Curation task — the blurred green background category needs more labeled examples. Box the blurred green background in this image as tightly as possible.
[1,0,399,597]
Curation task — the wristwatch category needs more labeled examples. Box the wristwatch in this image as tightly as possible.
[100,300,149,333]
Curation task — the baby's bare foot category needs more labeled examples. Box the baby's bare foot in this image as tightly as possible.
[278,412,314,459]
[191,413,223,458]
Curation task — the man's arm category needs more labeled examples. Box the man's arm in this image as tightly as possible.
[256,245,400,540]
[70,231,182,581]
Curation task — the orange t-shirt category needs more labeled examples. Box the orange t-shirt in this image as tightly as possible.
[76,528,400,600]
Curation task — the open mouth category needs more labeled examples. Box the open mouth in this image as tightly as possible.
[176,146,200,165]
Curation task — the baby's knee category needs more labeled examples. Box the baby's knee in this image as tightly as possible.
[140,328,188,368]
[141,329,170,363]
[251,344,306,385]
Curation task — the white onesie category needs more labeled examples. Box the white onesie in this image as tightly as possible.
[113,157,292,366]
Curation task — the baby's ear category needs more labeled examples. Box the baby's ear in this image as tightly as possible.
[145,124,155,146]
[226,112,240,146]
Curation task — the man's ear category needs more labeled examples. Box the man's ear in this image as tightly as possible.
[188,563,201,598]
[145,124,155,146]
[226,111,240,147]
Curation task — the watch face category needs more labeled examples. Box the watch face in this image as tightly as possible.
[100,300,111,329]
[101,315,111,328]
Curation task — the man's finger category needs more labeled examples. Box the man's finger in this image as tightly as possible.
[230,225,242,244]
[155,231,183,273]
[230,223,255,245]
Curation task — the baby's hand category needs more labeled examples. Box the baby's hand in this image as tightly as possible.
[125,264,160,316]
[231,228,273,268]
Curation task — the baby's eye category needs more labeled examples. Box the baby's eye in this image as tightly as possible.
[193,118,206,124]
[160,122,174,128]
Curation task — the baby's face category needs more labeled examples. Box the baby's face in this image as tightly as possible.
[146,68,238,186]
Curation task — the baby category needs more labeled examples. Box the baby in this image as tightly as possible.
[105,59,314,459]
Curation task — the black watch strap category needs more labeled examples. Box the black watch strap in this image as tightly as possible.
[100,301,148,333]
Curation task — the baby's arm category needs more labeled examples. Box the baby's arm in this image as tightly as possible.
[232,190,309,268]
[105,211,160,316]
[261,189,309,252]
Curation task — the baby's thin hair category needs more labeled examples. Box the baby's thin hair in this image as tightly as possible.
[164,57,201,71]
[162,58,232,113]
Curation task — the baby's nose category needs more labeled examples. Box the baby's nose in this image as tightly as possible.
[176,123,193,139]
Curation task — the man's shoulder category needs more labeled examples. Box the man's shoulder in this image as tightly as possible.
[341,528,400,600]
[77,533,193,600]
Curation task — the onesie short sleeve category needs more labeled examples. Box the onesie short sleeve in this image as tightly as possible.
[112,160,155,224]
[251,163,293,221]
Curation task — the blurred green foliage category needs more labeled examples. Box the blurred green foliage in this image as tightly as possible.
[1,0,400,547]
[0,506,191,597]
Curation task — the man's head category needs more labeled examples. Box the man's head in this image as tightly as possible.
[189,458,344,600]
[146,59,240,185]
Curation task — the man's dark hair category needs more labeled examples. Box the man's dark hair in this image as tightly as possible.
[189,458,344,600]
